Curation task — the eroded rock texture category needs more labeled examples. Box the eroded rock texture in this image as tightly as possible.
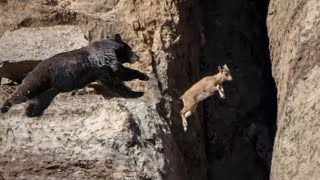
[0,89,184,179]
[0,0,204,179]
[268,0,320,179]
[0,25,87,83]
[2,0,318,179]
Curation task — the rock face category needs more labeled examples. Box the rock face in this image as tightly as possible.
[2,0,318,179]
[0,25,88,83]
[0,0,205,179]
[0,88,185,179]
[0,25,88,62]
[268,0,320,179]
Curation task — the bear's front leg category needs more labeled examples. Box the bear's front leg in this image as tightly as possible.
[99,78,144,98]
[115,66,149,81]
[95,67,144,98]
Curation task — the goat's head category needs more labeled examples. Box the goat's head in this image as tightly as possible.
[218,64,233,81]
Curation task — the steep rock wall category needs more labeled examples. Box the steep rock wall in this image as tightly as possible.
[3,0,313,179]
[0,0,205,179]
[268,0,320,179]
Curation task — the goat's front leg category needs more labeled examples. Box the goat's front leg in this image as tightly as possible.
[217,84,226,99]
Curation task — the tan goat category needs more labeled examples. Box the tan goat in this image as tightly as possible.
[180,64,233,131]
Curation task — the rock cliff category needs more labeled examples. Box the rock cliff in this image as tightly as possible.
[0,0,319,179]
[0,0,204,179]
[268,0,320,179]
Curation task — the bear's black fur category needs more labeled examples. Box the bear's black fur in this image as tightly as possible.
[1,34,149,117]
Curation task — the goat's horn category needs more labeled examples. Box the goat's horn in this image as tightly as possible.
[223,64,229,70]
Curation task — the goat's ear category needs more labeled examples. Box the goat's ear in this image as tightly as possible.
[218,66,222,72]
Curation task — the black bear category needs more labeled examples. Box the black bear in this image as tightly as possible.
[1,34,149,117]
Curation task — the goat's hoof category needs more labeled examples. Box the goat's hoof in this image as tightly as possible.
[182,119,188,132]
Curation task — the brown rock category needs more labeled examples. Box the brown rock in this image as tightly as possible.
[0,25,88,83]
[268,0,320,179]
[0,0,204,179]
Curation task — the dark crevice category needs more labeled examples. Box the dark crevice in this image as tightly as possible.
[199,0,277,179]
[0,60,41,84]
[167,1,207,179]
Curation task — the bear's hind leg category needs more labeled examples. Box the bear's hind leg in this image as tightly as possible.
[1,76,50,114]
[26,88,59,117]
[1,88,33,113]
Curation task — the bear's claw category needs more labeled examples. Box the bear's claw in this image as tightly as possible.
[1,106,10,113]
[139,74,149,81]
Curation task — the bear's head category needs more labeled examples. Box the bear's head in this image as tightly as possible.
[108,34,139,64]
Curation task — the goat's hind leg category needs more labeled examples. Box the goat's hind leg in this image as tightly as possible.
[180,104,195,131]
[184,103,197,120]
[180,112,188,131]
[179,105,188,131]
[181,102,198,131]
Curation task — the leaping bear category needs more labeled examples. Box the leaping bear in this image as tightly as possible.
[1,34,149,117]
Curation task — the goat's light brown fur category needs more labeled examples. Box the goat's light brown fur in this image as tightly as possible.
[180,64,232,131]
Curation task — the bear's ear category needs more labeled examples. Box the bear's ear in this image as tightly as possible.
[113,34,122,42]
